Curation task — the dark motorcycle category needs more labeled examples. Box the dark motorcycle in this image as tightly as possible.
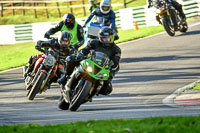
[23,48,65,100]
[152,0,188,36]
[58,51,112,111]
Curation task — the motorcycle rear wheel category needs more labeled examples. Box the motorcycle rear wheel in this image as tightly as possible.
[69,80,92,111]
[27,71,46,100]
[180,20,188,32]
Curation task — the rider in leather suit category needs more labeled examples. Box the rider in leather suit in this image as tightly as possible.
[61,27,121,95]
[83,0,119,40]
[24,31,75,88]
[148,0,186,19]
[44,13,84,50]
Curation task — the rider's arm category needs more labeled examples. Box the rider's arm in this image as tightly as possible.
[110,44,121,72]
[73,24,84,49]
[84,9,98,26]
[35,39,56,51]
[44,21,64,38]
[110,11,116,30]
[79,39,96,56]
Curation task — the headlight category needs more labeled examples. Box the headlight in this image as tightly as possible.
[44,55,56,67]
[155,9,161,14]
[87,66,93,73]
[97,73,108,78]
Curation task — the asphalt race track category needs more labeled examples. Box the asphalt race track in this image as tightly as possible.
[0,21,200,125]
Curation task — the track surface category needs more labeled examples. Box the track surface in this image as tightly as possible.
[0,22,200,125]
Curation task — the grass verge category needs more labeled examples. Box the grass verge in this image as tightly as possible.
[192,82,200,90]
[0,116,200,133]
[0,25,164,71]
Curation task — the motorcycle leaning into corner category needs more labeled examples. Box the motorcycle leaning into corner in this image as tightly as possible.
[58,51,113,111]
[149,0,188,36]
[23,48,66,100]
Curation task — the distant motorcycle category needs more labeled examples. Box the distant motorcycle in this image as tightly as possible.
[151,0,188,36]
[23,48,65,100]
[84,16,107,44]
[58,51,112,111]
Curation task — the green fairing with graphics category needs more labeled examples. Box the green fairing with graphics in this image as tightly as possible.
[58,51,111,111]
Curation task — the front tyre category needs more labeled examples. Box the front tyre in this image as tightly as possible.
[58,95,69,110]
[69,80,92,111]
[27,71,46,100]
[162,16,175,36]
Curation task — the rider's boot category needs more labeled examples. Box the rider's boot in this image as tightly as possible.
[23,56,35,79]
[57,75,69,90]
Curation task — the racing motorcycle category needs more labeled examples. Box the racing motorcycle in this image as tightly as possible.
[152,0,188,36]
[23,48,65,100]
[84,15,118,45]
[58,51,112,111]
[84,16,106,44]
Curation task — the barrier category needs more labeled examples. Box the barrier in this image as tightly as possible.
[0,0,199,44]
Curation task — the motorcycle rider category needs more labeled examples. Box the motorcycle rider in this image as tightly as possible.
[83,0,119,40]
[148,0,186,20]
[24,31,75,89]
[88,0,100,13]
[44,13,84,50]
[60,27,121,95]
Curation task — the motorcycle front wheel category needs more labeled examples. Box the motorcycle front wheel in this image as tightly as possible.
[162,16,175,36]
[27,71,46,100]
[69,80,92,111]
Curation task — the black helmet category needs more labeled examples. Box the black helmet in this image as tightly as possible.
[58,31,72,48]
[98,26,114,47]
[63,13,75,30]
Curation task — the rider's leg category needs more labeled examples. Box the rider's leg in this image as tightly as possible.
[24,55,38,79]
[171,0,186,19]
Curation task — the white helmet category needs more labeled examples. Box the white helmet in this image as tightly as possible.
[100,0,111,14]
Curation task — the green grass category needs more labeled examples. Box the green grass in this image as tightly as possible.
[0,17,197,71]
[0,25,164,71]
[0,42,40,71]
[192,82,200,90]
[0,0,146,25]
[0,116,200,133]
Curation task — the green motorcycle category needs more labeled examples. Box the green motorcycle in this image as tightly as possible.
[58,51,112,111]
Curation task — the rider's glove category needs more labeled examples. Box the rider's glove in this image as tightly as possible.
[148,4,152,8]
[44,31,50,39]
[73,43,80,50]
[35,41,42,51]
[114,35,119,41]
[66,55,76,64]
[76,52,84,61]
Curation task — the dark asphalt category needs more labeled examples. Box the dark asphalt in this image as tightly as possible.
[0,21,200,125]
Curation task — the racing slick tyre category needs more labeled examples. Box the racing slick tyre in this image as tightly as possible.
[69,80,92,111]
[27,71,46,100]
[162,16,175,36]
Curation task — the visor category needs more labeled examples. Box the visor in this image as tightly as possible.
[102,6,110,11]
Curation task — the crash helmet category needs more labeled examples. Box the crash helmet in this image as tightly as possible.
[100,0,111,14]
[62,13,75,30]
[58,31,72,49]
[98,26,114,48]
